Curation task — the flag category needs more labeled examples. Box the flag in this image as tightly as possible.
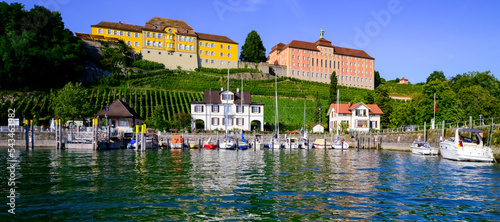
[434,96,437,112]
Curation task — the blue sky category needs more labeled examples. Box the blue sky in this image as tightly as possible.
[12,0,500,83]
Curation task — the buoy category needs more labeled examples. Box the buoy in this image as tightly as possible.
[101,133,106,139]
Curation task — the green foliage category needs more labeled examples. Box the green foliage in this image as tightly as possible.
[422,80,462,123]
[329,71,338,104]
[374,85,392,128]
[426,71,446,84]
[449,71,500,98]
[99,40,133,74]
[0,3,86,90]
[457,85,499,120]
[374,71,382,88]
[131,59,164,70]
[52,82,93,121]
[239,30,266,63]
[195,67,259,74]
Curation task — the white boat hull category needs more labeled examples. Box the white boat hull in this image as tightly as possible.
[440,142,494,162]
[331,141,349,150]
[411,145,438,155]
[219,141,236,149]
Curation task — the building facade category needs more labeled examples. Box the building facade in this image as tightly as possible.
[268,30,375,90]
[327,102,383,132]
[89,17,238,70]
[190,90,264,131]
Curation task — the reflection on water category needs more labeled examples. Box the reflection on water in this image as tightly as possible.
[0,148,499,221]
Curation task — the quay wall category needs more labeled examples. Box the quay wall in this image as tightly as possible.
[0,132,57,147]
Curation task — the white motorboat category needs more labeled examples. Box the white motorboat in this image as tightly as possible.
[410,142,438,155]
[283,137,300,149]
[219,137,236,149]
[440,128,494,162]
[331,138,349,150]
[268,137,283,149]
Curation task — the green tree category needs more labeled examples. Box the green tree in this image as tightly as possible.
[314,91,321,123]
[0,3,86,90]
[426,71,446,84]
[457,85,499,119]
[374,71,382,88]
[172,112,192,131]
[152,105,168,131]
[239,30,267,63]
[100,40,133,74]
[422,79,462,123]
[329,71,338,104]
[52,82,93,121]
[374,85,392,128]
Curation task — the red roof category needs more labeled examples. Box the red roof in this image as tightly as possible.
[329,103,383,115]
[91,21,143,32]
[315,38,333,47]
[196,32,237,44]
[333,46,374,59]
[144,16,192,31]
[286,40,320,51]
[271,42,286,53]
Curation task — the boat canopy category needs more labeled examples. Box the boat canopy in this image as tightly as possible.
[457,128,484,134]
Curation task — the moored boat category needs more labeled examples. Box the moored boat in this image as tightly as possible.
[440,128,494,162]
[312,139,331,149]
[331,138,349,150]
[170,135,184,149]
[410,142,438,155]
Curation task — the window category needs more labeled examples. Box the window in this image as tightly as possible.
[118,121,129,127]
[211,43,215,48]
[127,32,131,37]
[221,44,224,49]
[206,59,208,63]
[199,42,203,46]
[211,60,214,64]
[224,105,231,113]
[252,106,260,113]
[107,29,112,34]
[298,62,300,67]
[199,50,204,55]
[135,33,140,38]
[195,105,203,112]
[134,42,139,47]
[147,32,151,37]
[153,33,157,38]
[205,43,209,47]
[159,42,163,48]
[220,52,224,57]
[357,120,368,128]
[303,56,305,60]
[228,45,232,50]
[212,105,219,112]
[228,53,232,58]
[126,41,132,46]
[147,41,151,46]
[211,51,215,56]
[114,30,118,35]
[220,61,223,65]
[189,45,193,51]
[292,70,294,75]
[228,61,231,66]
[292,55,295,59]
[97,28,103,34]
[212,118,219,126]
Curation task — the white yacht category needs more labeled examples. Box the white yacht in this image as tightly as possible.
[331,138,350,150]
[440,128,494,162]
[283,137,300,149]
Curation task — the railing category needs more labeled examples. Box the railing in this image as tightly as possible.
[379,116,500,134]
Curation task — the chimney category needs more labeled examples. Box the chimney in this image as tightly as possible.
[237,88,239,93]
[221,88,223,91]
[119,21,122,24]
[348,102,351,107]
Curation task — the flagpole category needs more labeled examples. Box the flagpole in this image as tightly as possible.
[434,93,436,122]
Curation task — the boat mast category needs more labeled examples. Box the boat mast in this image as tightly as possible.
[241,76,244,132]
[275,73,279,140]
[225,69,229,138]
[336,89,339,136]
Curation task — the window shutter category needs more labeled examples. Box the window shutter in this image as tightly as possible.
[202,106,204,112]
[258,107,261,113]
[364,109,366,116]
[231,95,233,100]
[223,118,225,125]
[375,121,378,128]
[212,118,214,125]
[242,118,244,126]
[242,106,244,113]
[231,118,234,125]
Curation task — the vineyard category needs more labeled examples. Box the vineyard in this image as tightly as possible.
[0,89,203,126]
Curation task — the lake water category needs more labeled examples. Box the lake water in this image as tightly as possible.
[1,148,499,221]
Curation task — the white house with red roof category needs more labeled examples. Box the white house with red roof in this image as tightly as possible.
[327,102,383,132]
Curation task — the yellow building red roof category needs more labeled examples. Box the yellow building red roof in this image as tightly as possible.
[91,21,143,32]
[196,32,237,44]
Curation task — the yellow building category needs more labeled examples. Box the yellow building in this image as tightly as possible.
[91,21,143,51]
[88,17,238,70]
[197,32,238,69]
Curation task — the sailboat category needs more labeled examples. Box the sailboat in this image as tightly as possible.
[219,69,236,149]
[237,77,249,150]
[299,101,309,149]
[268,73,282,149]
[331,89,349,150]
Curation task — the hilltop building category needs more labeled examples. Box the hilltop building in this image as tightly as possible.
[399,77,409,84]
[327,102,383,132]
[190,90,265,131]
[268,30,375,89]
[84,17,238,70]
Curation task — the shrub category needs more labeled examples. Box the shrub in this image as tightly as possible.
[131,59,165,70]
